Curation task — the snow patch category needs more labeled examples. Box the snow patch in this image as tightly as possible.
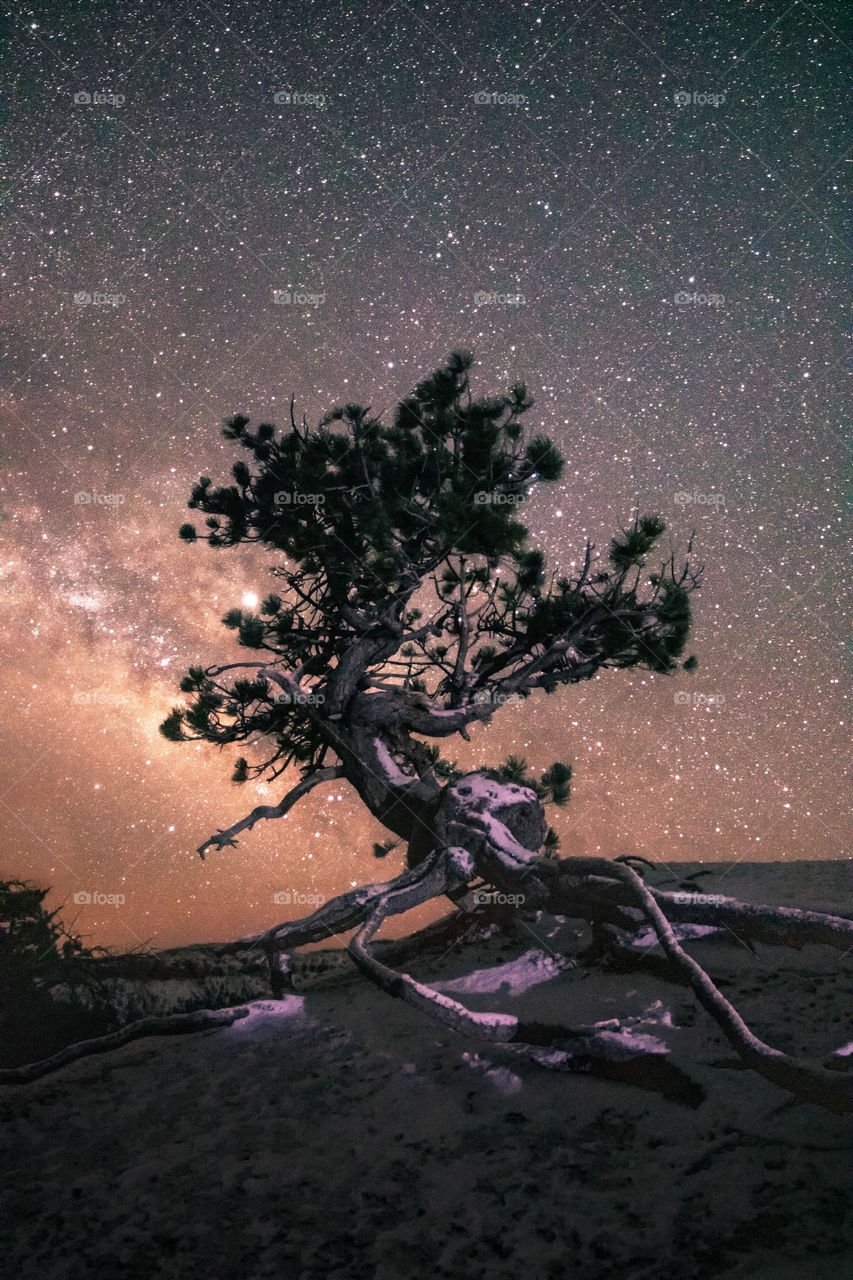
[624,999,675,1030]
[457,774,534,804]
[433,948,575,997]
[626,922,722,950]
[225,997,306,1029]
[371,737,415,786]
[461,1052,523,1095]
[589,1001,675,1034]
[591,1028,670,1058]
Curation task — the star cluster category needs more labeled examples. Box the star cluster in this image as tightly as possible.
[1,1,848,950]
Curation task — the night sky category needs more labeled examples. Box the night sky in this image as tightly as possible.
[1,1,849,953]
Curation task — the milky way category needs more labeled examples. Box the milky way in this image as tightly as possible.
[1,1,849,950]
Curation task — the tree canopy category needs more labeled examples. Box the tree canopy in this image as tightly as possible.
[160,350,701,859]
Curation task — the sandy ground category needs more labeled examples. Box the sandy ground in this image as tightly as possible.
[1,861,851,1280]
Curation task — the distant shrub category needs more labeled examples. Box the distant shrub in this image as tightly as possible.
[0,879,269,1068]
[0,878,120,1067]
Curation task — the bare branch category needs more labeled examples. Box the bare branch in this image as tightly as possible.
[198,766,346,857]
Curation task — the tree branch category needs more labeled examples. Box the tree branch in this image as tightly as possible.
[198,766,346,857]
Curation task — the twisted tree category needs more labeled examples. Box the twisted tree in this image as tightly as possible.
[155,350,851,1113]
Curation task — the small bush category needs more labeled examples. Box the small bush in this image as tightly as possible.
[0,878,121,1068]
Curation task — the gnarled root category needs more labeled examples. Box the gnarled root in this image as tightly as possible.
[297,849,852,1113]
[346,854,705,1106]
[563,857,852,1114]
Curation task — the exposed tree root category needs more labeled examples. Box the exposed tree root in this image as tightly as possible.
[344,852,706,1105]
[5,833,848,1112]
[555,869,853,953]
[564,858,852,1114]
[0,1006,250,1086]
[242,842,851,1114]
